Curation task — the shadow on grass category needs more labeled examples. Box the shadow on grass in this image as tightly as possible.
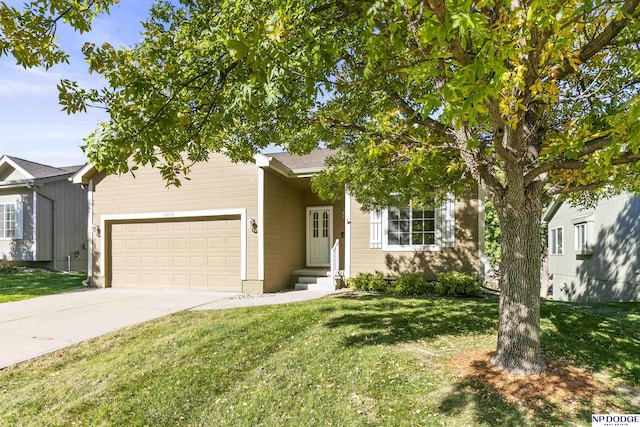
[438,376,571,426]
[0,272,85,303]
[324,293,639,424]
[541,300,640,384]
[324,292,499,347]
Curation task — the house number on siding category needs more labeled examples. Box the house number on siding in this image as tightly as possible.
[162,212,174,217]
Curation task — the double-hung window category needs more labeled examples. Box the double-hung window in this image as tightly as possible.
[549,227,563,255]
[0,203,16,239]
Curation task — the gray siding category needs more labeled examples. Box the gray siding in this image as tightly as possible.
[36,194,53,260]
[38,179,88,271]
[548,193,640,302]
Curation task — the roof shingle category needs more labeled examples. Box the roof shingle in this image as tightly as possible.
[5,156,83,179]
[268,149,335,171]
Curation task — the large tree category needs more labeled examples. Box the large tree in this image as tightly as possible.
[12,0,640,374]
[0,0,117,68]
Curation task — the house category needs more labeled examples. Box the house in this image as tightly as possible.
[0,155,88,271]
[543,193,640,302]
[71,150,484,293]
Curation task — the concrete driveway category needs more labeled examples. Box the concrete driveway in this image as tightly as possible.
[0,287,238,369]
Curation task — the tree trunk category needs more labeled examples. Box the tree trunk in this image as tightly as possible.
[491,195,546,374]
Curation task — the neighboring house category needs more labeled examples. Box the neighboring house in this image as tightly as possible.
[544,193,640,302]
[72,150,484,293]
[0,155,88,271]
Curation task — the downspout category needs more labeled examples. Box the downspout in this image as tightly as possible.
[32,190,38,264]
[84,178,94,287]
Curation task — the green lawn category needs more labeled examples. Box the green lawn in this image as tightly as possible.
[0,271,85,303]
[0,293,638,426]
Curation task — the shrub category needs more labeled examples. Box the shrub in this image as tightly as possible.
[347,272,389,292]
[435,272,483,297]
[392,273,435,295]
[0,264,19,274]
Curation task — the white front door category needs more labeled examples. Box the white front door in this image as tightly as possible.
[306,206,332,267]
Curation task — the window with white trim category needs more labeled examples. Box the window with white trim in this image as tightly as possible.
[387,203,436,247]
[549,227,563,255]
[574,222,587,252]
[0,203,16,239]
[370,195,455,251]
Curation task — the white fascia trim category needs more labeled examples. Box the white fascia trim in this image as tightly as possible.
[542,195,564,223]
[253,153,294,178]
[71,164,97,185]
[100,208,248,282]
[253,153,271,167]
[290,167,324,177]
[0,156,35,180]
[258,168,265,281]
[344,189,351,279]
[477,185,486,280]
[0,182,32,190]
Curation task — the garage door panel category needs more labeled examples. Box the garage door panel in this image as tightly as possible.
[110,217,241,291]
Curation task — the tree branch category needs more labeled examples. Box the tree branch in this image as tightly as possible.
[556,0,640,80]
[423,0,473,66]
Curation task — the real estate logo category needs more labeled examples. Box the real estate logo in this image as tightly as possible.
[592,414,640,427]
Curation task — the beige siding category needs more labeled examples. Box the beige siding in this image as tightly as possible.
[263,171,306,292]
[110,218,241,291]
[0,190,34,261]
[348,193,480,279]
[39,179,88,271]
[91,153,258,288]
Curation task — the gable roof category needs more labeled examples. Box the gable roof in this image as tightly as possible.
[0,155,83,181]
[543,196,566,223]
[269,149,335,171]
[72,148,337,185]
[257,149,336,178]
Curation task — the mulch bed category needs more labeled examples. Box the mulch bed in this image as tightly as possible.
[451,350,610,408]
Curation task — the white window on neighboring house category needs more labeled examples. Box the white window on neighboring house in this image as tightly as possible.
[369,194,455,251]
[574,222,587,253]
[0,203,16,239]
[550,227,563,255]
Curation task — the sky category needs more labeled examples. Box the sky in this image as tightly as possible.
[0,1,155,167]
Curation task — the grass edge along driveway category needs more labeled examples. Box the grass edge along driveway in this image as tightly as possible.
[0,271,85,303]
[0,292,638,426]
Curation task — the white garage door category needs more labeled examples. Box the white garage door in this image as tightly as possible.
[109,217,241,291]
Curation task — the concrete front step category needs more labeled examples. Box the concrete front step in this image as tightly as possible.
[290,268,330,277]
[295,282,336,292]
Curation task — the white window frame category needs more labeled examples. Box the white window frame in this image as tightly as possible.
[549,226,563,255]
[382,202,441,252]
[0,203,16,239]
[574,222,587,253]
